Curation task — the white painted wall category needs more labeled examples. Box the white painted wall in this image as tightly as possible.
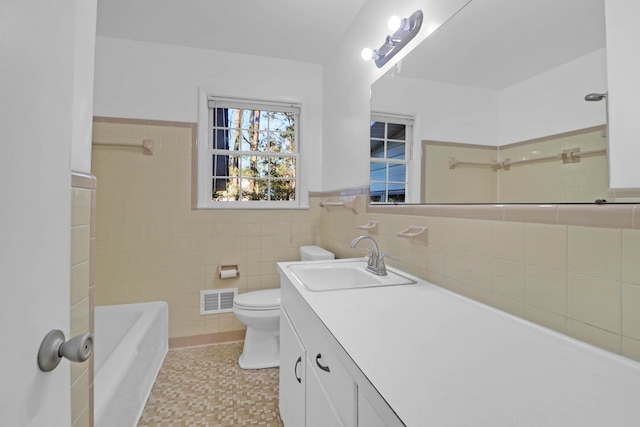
[372,48,606,147]
[498,48,607,145]
[371,75,497,200]
[604,0,640,190]
[372,76,498,145]
[0,0,96,425]
[321,0,472,191]
[93,37,324,190]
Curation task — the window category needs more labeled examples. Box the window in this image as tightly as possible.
[197,95,302,208]
[369,113,413,203]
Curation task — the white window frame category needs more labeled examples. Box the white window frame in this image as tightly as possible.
[369,112,414,204]
[197,90,307,209]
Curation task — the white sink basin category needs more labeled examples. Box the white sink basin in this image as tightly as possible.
[288,260,415,292]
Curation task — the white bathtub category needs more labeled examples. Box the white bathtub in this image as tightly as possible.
[94,302,168,427]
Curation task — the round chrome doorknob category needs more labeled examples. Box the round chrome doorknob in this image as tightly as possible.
[37,330,93,372]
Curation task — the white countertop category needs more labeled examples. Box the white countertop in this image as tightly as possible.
[279,259,640,426]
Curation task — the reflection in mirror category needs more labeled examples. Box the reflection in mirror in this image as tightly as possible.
[370,0,608,204]
[370,113,413,203]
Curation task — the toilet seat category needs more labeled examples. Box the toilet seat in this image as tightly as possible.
[234,289,281,311]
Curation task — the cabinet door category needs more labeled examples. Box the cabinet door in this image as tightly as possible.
[357,385,405,427]
[279,308,306,426]
[306,338,357,426]
[306,359,348,427]
[358,393,388,427]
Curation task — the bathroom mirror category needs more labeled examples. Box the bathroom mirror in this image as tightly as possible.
[370,0,609,204]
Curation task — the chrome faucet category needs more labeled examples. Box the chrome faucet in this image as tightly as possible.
[350,235,387,276]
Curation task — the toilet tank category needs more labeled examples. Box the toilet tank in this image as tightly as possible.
[299,245,335,261]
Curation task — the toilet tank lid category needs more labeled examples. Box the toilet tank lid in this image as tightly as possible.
[300,245,335,260]
[234,289,281,309]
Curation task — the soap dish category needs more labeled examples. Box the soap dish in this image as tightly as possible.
[397,226,428,245]
[357,221,378,234]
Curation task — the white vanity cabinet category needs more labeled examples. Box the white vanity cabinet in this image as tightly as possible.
[279,307,306,426]
[278,259,640,426]
[279,272,404,427]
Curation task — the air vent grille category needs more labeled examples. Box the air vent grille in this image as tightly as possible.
[200,288,237,315]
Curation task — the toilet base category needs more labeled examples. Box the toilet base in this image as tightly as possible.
[238,326,280,369]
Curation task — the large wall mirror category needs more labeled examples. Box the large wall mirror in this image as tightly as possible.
[370,0,610,204]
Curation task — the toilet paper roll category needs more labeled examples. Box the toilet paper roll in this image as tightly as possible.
[219,269,238,279]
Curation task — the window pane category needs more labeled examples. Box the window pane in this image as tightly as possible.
[270,157,296,179]
[269,111,295,131]
[387,123,406,140]
[258,111,270,130]
[224,155,239,177]
[241,178,269,200]
[212,154,229,178]
[226,108,242,128]
[212,178,240,201]
[270,132,295,153]
[387,141,406,160]
[212,178,227,193]
[370,161,386,182]
[218,108,237,127]
[387,182,406,203]
[388,163,406,182]
[370,121,385,139]
[256,131,269,152]
[370,181,386,193]
[212,109,229,149]
[258,156,270,177]
[213,108,221,127]
[370,181,387,203]
[238,109,257,129]
[236,130,255,151]
[271,180,296,201]
[370,140,385,158]
[226,129,241,151]
[241,155,269,178]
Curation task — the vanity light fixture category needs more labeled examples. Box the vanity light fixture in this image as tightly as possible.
[387,15,403,32]
[361,10,423,68]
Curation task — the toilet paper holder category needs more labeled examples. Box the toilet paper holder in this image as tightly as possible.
[219,264,240,279]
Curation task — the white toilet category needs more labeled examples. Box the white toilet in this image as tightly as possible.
[233,245,334,369]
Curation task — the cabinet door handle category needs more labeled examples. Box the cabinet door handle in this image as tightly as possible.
[315,353,331,372]
[294,356,302,383]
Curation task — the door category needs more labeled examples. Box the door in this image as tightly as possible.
[0,0,95,425]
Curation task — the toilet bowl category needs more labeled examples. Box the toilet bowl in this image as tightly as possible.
[234,289,281,369]
[233,245,334,369]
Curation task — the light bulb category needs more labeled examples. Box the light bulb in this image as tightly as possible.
[361,47,373,61]
[388,16,401,32]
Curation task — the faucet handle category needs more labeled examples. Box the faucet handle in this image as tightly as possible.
[376,253,388,275]
[364,248,378,259]
[364,248,376,266]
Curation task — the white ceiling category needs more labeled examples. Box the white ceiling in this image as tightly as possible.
[96,0,368,64]
[390,0,606,90]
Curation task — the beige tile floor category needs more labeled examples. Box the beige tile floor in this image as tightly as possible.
[138,342,284,427]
